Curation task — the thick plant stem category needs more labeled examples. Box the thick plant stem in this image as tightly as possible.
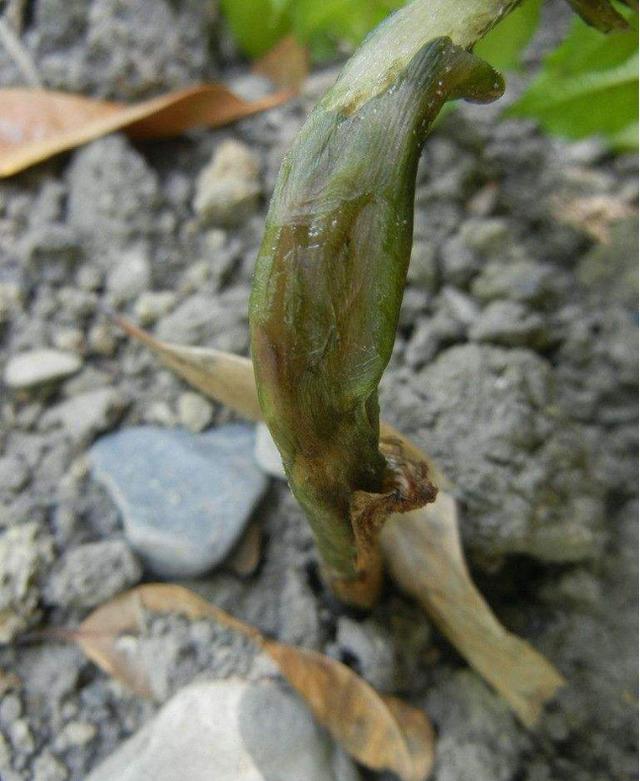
[249,0,522,608]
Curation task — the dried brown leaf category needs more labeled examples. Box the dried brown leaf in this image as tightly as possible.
[253,35,310,93]
[265,640,434,781]
[69,584,259,696]
[380,492,566,728]
[0,84,291,178]
[69,584,434,779]
[553,193,636,243]
[111,313,261,421]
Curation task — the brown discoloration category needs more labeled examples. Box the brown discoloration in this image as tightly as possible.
[329,437,438,607]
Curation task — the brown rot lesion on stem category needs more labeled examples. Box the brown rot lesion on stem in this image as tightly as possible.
[329,437,439,608]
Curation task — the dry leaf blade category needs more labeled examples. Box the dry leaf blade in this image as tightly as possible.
[69,584,434,780]
[0,85,291,178]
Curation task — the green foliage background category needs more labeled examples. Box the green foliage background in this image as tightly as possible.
[220,0,638,150]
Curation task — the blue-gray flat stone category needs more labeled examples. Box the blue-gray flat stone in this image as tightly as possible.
[89,424,268,578]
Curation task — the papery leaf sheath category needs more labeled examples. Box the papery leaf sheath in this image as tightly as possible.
[250,37,504,579]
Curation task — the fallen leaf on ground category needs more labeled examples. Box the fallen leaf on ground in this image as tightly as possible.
[266,641,434,781]
[112,316,565,726]
[0,84,292,178]
[111,313,261,421]
[65,583,435,781]
[380,492,566,728]
[253,35,310,92]
[552,194,637,243]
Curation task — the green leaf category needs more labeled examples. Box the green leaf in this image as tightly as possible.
[289,0,403,52]
[508,10,639,149]
[220,0,291,58]
[474,0,543,71]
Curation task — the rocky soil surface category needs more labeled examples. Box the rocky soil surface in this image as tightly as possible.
[0,1,637,780]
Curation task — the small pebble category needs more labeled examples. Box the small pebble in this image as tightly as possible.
[3,350,82,389]
[90,425,268,578]
[177,392,213,433]
[194,140,262,227]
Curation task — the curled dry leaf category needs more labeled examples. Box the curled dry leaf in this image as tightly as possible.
[111,315,565,726]
[265,641,434,781]
[0,84,291,178]
[67,584,434,781]
[380,493,566,728]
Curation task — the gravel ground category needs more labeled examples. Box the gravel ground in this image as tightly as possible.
[0,2,637,780]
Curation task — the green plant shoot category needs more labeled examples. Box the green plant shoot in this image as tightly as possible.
[250,35,504,606]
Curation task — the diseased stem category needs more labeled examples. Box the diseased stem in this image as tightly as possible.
[249,0,526,608]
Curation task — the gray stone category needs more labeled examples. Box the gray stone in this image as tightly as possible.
[40,388,128,444]
[426,671,524,781]
[177,392,213,433]
[440,233,479,287]
[44,539,142,609]
[384,344,606,563]
[471,260,556,305]
[155,288,249,352]
[66,135,160,247]
[3,349,82,389]
[469,301,550,348]
[278,569,321,649]
[440,286,481,327]
[54,721,97,751]
[0,454,30,493]
[334,617,396,692]
[31,750,69,781]
[31,0,219,99]
[89,425,268,578]
[460,218,510,254]
[405,312,463,368]
[87,323,117,357]
[106,246,151,304]
[21,223,81,285]
[52,328,85,353]
[0,523,55,642]
[87,679,359,781]
[576,216,638,310]
[194,140,262,227]
[134,291,176,326]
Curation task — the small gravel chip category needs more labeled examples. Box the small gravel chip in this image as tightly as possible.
[177,392,213,433]
[44,539,142,609]
[3,350,82,389]
[89,425,268,578]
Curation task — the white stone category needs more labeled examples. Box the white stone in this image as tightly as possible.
[134,291,176,326]
[194,140,261,227]
[3,349,82,389]
[107,246,151,304]
[86,679,359,781]
[40,388,127,443]
[177,392,213,433]
[254,423,286,480]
